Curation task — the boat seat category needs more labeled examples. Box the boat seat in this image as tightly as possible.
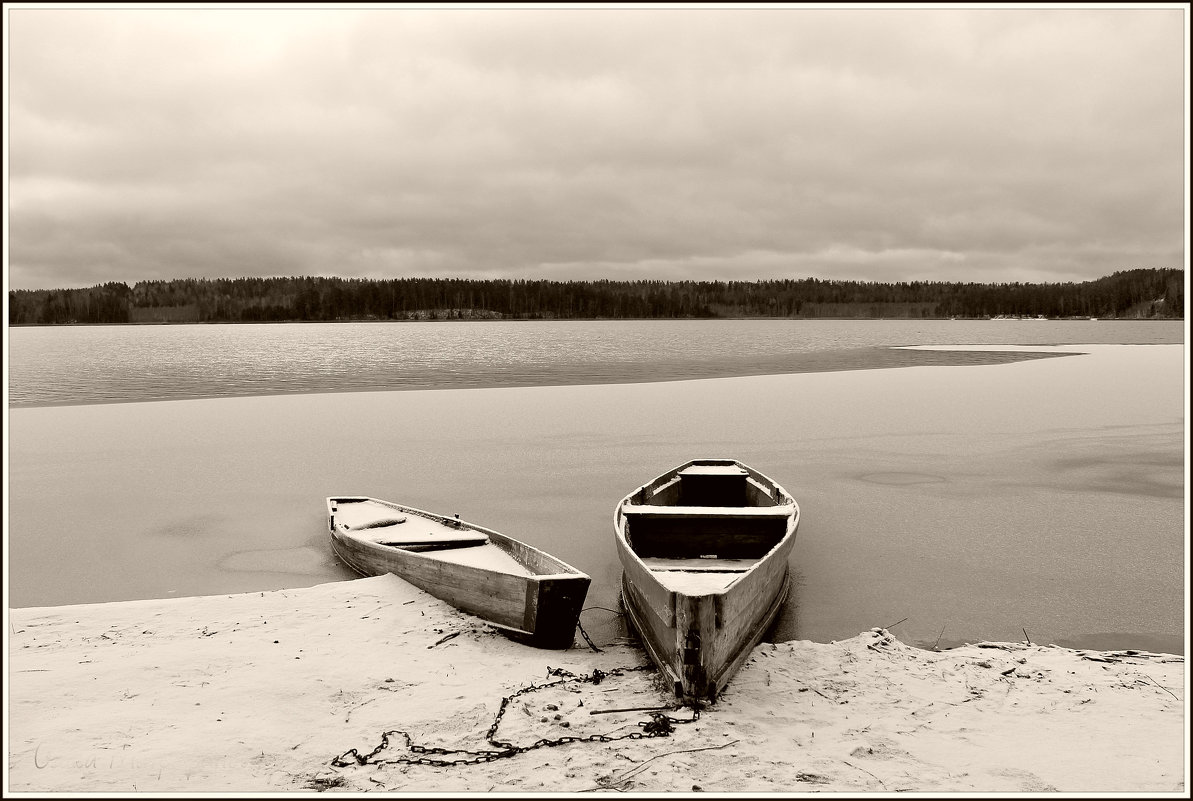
[347,515,408,530]
[639,557,757,572]
[621,504,793,519]
[677,464,748,476]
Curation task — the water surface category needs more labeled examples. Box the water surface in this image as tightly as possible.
[7,319,1181,406]
[6,331,1185,655]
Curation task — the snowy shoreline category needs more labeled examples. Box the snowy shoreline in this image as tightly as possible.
[6,575,1186,794]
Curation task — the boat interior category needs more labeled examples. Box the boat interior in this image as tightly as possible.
[330,498,489,550]
[621,463,794,575]
[329,497,574,578]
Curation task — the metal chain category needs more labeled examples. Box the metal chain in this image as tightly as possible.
[332,664,699,768]
[576,620,603,652]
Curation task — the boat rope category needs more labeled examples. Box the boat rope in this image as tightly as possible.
[331,665,699,768]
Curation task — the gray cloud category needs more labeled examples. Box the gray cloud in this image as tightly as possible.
[6,7,1185,290]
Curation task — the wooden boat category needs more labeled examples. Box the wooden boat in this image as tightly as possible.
[613,459,799,705]
[328,496,591,648]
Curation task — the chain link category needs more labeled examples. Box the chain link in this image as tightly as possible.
[332,664,699,768]
[576,620,603,652]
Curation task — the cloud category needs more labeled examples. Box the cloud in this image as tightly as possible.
[6,7,1186,290]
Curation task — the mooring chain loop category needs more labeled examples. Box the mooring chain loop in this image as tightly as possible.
[332,664,696,768]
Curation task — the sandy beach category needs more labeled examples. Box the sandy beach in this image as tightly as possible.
[6,574,1186,794]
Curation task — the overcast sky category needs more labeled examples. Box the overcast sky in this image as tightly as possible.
[5,5,1187,290]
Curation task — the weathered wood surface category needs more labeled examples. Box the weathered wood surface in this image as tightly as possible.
[492,530,576,575]
[706,570,792,695]
[531,576,593,649]
[620,574,682,696]
[677,464,749,476]
[619,538,677,628]
[639,557,758,572]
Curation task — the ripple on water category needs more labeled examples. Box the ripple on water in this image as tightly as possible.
[857,472,947,486]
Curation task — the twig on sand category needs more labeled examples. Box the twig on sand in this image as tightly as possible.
[795,679,840,703]
[1138,673,1180,701]
[884,617,908,630]
[429,631,461,648]
[1022,627,1032,646]
[345,698,378,723]
[932,624,947,650]
[584,740,740,791]
[588,705,679,716]
[843,759,888,790]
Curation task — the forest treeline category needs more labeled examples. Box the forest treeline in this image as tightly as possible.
[7,268,1183,325]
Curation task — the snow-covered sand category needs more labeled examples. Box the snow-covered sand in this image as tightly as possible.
[7,575,1186,794]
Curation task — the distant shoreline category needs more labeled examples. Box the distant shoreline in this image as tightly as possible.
[6,315,1183,327]
[9,268,1184,324]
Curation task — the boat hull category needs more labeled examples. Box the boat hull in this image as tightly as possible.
[329,498,590,649]
[614,460,799,704]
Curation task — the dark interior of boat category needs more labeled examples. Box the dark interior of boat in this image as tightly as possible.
[623,464,792,560]
[624,513,789,560]
[643,466,778,508]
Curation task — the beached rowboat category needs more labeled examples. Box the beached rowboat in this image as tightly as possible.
[328,496,591,648]
[614,460,799,705]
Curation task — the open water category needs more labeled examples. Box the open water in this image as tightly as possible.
[6,318,1181,407]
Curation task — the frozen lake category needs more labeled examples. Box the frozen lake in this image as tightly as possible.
[6,337,1184,654]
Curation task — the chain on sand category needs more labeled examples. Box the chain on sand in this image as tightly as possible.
[332,665,699,768]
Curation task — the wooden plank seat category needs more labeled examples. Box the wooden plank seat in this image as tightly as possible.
[355,528,488,548]
[639,557,758,572]
[334,504,489,548]
[621,504,794,519]
[677,465,749,476]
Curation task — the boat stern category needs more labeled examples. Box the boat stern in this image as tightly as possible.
[527,574,592,649]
